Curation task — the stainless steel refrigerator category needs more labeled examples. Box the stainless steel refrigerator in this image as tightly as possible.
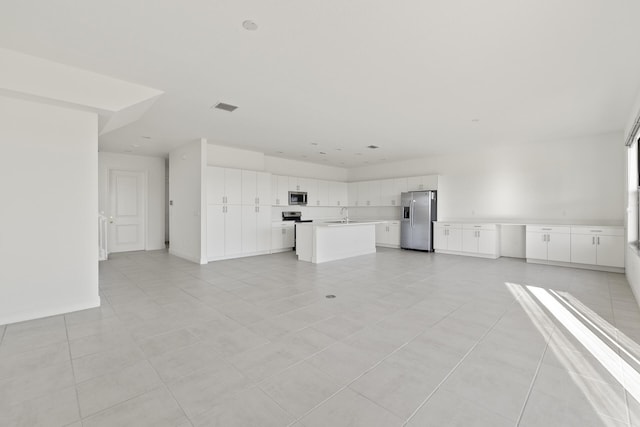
[400,191,437,251]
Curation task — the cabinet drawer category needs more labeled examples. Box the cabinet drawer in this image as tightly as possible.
[435,222,462,229]
[526,225,570,234]
[570,226,624,236]
[462,223,496,231]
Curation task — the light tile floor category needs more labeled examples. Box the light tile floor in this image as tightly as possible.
[1,248,639,426]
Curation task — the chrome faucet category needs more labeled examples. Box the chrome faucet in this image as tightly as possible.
[340,207,349,223]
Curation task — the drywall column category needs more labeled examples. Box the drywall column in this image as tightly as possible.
[169,139,207,264]
[0,96,99,325]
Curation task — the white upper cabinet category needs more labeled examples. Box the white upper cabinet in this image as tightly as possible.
[302,178,317,204]
[272,175,289,206]
[347,182,359,206]
[357,181,371,206]
[207,166,241,205]
[393,178,408,205]
[242,170,271,205]
[288,176,300,192]
[207,166,225,204]
[256,172,271,205]
[379,179,394,206]
[224,168,242,205]
[315,180,329,206]
[368,181,381,206]
[329,181,347,206]
[407,175,438,191]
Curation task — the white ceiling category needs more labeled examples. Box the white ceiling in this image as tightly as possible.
[1,0,640,167]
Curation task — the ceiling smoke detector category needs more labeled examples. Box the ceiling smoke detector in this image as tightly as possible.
[367,145,379,149]
[212,102,238,112]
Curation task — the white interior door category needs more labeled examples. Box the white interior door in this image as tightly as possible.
[109,170,145,253]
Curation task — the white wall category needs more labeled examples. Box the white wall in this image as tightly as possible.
[98,152,166,251]
[169,139,207,263]
[264,156,348,182]
[625,91,640,304]
[349,133,625,224]
[207,144,264,171]
[0,96,99,325]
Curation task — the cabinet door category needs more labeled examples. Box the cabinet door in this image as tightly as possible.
[477,229,497,255]
[207,167,225,204]
[547,232,570,262]
[596,235,624,267]
[367,181,381,206]
[288,176,299,192]
[421,175,438,191]
[347,182,358,206]
[241,205,257,253]
[271,175,279,206]
[207,205,225,258]
[283,227,295,247]
[316,180,329,206]
[375,223,387,245]
[448,227,463,251]
[256,206,271,252]
[241,170,257,205]
[225,169,242,205]
[570,234,596,265]
[271,227,283,250]
[393,178,408,206]
[256,172,271,206]
[378,179,393,206]
[225,205,243,256]
[525,232,547,260]
[277,175,289,206]
[336,182,348,206]
[357,181,370,206]
[387,222,401,246]
[462,229,478,253]
[407,176,421,191]
[433,226,447,250]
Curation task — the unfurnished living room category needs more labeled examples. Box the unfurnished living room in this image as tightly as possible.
[2,1,640,426]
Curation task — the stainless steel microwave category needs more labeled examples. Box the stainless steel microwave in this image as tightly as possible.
[288,191,307,205]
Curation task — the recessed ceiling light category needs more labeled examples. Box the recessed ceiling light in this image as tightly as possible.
[311,142,318,146]
[319,151,326,155]
[471,118,480,122]
[212,102,238,112]
[367,145,379,149]
[242,20,258,31]
[141,136,152,139]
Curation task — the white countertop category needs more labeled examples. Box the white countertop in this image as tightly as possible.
[436,219,624,227]
[297,220,383,227]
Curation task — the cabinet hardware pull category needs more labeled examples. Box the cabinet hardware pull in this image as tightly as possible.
[542,228,551,231]
[590,230,602,233]
[597,236,600,245]
[474,225,481,228]
[547,234,551,242]
[592,236,595,245]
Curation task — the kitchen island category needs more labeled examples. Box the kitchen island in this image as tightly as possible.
[295,220,380,264]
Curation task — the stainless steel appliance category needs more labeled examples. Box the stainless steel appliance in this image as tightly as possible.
[282,211,312,249]
[400,191,437,251]
[288,191,307,205]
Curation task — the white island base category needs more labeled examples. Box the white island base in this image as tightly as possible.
[295,222,378,264]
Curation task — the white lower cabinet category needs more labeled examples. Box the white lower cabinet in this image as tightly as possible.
[375,221,400,247]
[525,226,570,263]
[271,224,294,252]
[434,223,497,258]
[241,205,271,254]
[570,227,624,268]
[207,204,242,260]
[433,223,462,252]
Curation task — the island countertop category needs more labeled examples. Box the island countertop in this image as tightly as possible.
[295,221,377,263]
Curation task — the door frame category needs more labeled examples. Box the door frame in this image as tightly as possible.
[107,168,149,254]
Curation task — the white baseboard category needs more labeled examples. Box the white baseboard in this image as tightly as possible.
[169,248,202,264]
[0,295,101,326]
[526,258,625,273]
[434,249,499,259]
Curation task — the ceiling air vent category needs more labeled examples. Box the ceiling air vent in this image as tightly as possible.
[367,145,379,149]
[213,102,238,112]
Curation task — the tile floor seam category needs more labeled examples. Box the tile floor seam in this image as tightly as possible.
[143,355,196,427]
[63,315,83,424]
[514,330,552,426]
[282,299,472,426]
[402,300,517,426]
[77,382,167,421]
[0,322,6,345]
